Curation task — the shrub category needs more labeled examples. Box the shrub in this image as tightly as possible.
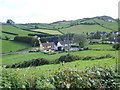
[57,54,80,63]
[14,36,39,46]
[36,66,120,89]
[113,43,120,50]
[2,65,119,89]
[9,58,50,68]
[57,54,113,63]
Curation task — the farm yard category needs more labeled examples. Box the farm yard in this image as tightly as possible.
[1,16,120,89]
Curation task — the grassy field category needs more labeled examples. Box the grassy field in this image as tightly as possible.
[3,58,116,78]
[35,24,55,29]
[2,39,32,53]
[2,49,117,65]
[1,33,16,39]
[60,25,112,34]
[51,21,71,29]
[32,29,62,35]
[2,25,39,36]
[81,19,95,23]
[94,19,118,31]
[87,44,113,50]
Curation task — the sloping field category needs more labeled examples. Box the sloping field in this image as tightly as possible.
[51,21,71,28]
[32,29,62,35]
[2,25,39,36]
[3,58,115,78]
[60,24,112,34]
[93,19,118,31]
[1,33,15,39]
[2,39,31,53]
[2,50,116,65]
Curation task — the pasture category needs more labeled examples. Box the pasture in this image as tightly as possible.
[87,44,113,50]
[32,29,62,35]
[94,19,118,31]
[2,57,116,78]
[2,49,117,65]
[2,25,40,36]
[2,39,31,53]
[60,25,112,34]
[1,33,16,39]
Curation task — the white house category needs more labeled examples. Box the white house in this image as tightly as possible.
[56,40,76,51]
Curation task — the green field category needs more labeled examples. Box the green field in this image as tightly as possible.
[1,33,16,39]
[3,58,116,78]
[2,39,32,53]
[94,19,118,31]
[2,49,117,65]
[32,29,62,35]
[1,25,39,37]
[51,21,71,29]
[88,44,113,50]
[60,25,112,34]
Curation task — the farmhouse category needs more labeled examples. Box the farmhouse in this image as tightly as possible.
[109,37,120,43]
[41,42,56,52]
[57,40,76,51]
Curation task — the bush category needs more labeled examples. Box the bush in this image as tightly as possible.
[57,54,113,63]
[36,66,120,89]
[57,54,80,63]
[14,36,39,46]
[113,43,120,50]
[9,58,50,68]
[2,65,119,89]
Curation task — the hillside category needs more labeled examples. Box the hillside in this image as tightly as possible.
[50,16,118,34]
[1,39,31,53]
[59,24,112,34]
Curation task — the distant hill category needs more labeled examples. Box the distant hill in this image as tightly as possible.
[1,16,118,39]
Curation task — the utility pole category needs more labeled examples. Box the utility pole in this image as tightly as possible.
[67,32,70,55]
[38,37,43,50]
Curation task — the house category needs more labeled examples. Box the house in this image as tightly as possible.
[29,26,36,29]
[100,32,107,37]
[109,37,120,43]
[57,40,76,51]
[70,46,79,51]
[90,32,95,36]
[41,42,56,52]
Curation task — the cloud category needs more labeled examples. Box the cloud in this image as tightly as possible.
[0,0,119,23]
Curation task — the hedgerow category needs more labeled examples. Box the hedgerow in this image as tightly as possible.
[5,54,114,68]
[1,65,120,89]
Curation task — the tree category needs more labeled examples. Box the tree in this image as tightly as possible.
[6,19,15,24]
[73,34,87,48]
[113,43,120,50]
[93,31,101,39]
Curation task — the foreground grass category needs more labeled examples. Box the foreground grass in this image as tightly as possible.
[3,58,116,78]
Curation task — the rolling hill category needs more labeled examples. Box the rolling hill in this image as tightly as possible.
[59,24,112,34]
[1,15,118,54]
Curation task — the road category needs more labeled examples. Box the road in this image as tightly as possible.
[0,49,38,55]
[0,51,30,55]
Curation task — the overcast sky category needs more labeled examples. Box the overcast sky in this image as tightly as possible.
[0,0,119,23]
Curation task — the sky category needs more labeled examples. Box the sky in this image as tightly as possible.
[0,0,119,23]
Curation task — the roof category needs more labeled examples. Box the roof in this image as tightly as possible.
[59,40,74,45]
[42,42,56,48]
